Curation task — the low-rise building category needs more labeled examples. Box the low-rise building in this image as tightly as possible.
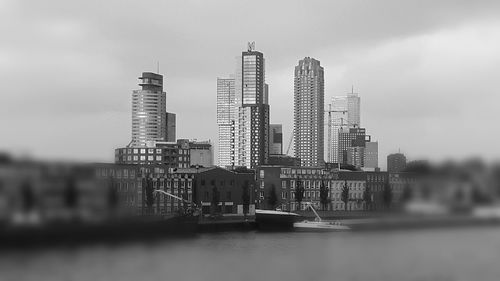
[256,165,371,211]
[115,139,213,168]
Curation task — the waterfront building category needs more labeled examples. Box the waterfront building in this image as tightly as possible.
[269,124,283,155]
[131,72,167,147]
[387,152,407,173]
[294,57,325,167]
[256,165,368,211]
[97,164,256,217]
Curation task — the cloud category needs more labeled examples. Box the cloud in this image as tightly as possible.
[1,0,499,165]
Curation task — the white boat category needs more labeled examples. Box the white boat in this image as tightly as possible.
[293,203,350,232]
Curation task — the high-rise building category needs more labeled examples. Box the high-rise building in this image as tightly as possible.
[328,91,361,163]
[269,124,283,155]
[239,46,269,169]
[387,153,407,173]
[347,146,365,168]
[338,127,367,165]
[294,57,324,167]
[131,72,166,146]
[347,91,360,128]
[329,96,349,163]
[217,77,236,167]
[166,112,176,142]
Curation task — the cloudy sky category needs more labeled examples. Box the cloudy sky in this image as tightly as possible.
[1,0,500,168]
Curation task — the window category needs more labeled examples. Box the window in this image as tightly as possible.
[260,170,265,179]
[281,181,286,189]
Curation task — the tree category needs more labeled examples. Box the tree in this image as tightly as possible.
[64,176,78,209]
[363,186,372,211]
[400,183,413,204]
[382,182,393,209]
[341,180,350,211]
[319,180,330,211]
[295,179,304,210]
[21,181,35,212]
[211,185,220,215]
[107,177,118,210]
[241,180,250,215]
[267,184,278,209]
[144,176,155,215]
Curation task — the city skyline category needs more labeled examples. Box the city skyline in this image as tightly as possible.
[2,1,500,169]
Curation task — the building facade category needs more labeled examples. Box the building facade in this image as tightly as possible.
[115,139,213,168]
[294,57,324,167]
[269,124,283,155]
[166,112,176,142]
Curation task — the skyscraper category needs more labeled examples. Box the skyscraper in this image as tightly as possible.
[217,43,269,169]
[329,96,349,163]
[240,47,269,169]
[131,72,166,147]
[217,77,235,167]
[347,91,360,128]
[294,57,324,167]
[328,91,361,163]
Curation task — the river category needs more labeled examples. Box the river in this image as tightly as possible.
[1,226,500,281]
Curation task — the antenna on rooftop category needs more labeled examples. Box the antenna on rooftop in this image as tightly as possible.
[247,41,255,52]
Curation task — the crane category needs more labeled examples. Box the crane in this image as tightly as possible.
[286,129,294,156]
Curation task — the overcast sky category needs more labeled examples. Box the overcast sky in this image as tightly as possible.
[1,0,500,168]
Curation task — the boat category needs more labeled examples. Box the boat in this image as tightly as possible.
[255,209,301,230]
[293,202,350,232]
